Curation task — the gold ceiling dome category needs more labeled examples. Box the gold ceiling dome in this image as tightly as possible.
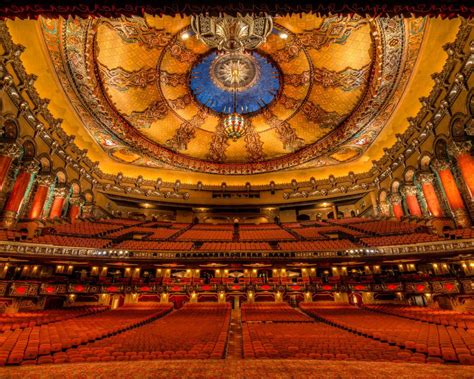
[37,14,426,175]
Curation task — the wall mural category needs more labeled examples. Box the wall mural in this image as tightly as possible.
[40,15,426,175]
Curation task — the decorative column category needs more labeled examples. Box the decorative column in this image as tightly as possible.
[432,159,471,228]
[27,175,54,220]
[378,201,391,217]
[402,185,423,217]
[48,186,69,219]
[417,173,444,217]
[1,160,39,227]
[0,143,22,192]
[68,196,83,223]
[448,141,474,201]
[389,193,404,219]
[81,202,95,219]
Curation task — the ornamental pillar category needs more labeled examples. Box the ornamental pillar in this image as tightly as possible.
[81,202,95,219]
[0,143,22,192]
[68,196,83,223]
[48,186,69,219]
[417,173,444,217]
[1,160,39,228]
[27,175,54,220]
[432,159,471,228]
[378,201,391,217]
[402,185,423,217]
[389,193,404,219]
[447,141,474,202]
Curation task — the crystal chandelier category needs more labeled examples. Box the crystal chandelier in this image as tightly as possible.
[223,113,246,141]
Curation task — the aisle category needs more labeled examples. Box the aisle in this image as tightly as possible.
[226,308,243,359]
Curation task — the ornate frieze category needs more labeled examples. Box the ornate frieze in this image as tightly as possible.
[99,65,158,91]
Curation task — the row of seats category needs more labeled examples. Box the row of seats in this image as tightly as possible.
[242,321,418,362]
[107,227,178,240]
[113,240,193,251]
[29,235,110,248]
[52,222,121,237]
[0,303,173,365]
[300,304,474,364]
[200,242,272,251]
[177,230,234,241]
[279,240,357,251]
[361,233,443,247]
[55,303,231,362]
[350,220,421,235]
[239,230,295,241]
[365,305,474,329]
[241,303,313,322]
[0,306,107,333]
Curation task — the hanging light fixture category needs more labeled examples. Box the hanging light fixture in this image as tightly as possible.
[223,75,246,141]
[223,113,246,141]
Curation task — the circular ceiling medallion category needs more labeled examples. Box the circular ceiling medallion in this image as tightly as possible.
[211,53,259,91]
[190,51,280,114]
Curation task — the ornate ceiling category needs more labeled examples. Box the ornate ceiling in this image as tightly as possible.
[4,15,462,186]
[39,15,425,175]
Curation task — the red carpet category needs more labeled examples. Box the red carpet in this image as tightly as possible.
[1,359,473,378]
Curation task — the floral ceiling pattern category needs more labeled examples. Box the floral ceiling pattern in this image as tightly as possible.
[41,15,426,175]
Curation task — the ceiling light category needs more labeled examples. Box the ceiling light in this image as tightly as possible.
[279,32,288,39]
[181,32,190,40]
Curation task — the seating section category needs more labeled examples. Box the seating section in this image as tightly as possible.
[0,306,108,333]
[51,222,122,237]
[107,227,178,240]
[350,220,421,235]
[279,240,357,251]
[66,303,230,362]
[242,316,406,361]
[0,304,172,365]
[3,217,473,252]
[361,233,443,247]
[114,241,193,251]
[200,242,272,251]
[365,305,474,329]
[300,304,474,364]
[177,229,233,241]
[240,229,295,241]
[241,303,312,322]
[29,235,111,248]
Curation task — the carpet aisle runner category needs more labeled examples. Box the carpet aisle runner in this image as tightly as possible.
[226,308,243,359]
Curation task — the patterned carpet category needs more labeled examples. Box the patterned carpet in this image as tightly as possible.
[1,359,473,379]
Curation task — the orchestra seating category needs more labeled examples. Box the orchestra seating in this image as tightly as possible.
[67,303,230,361]
[0,306,108,333]
[241,303,313,322]
[300,304,474,364]
[348,220,422,235]
[0,304,172,365]
[365,305,474,329]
